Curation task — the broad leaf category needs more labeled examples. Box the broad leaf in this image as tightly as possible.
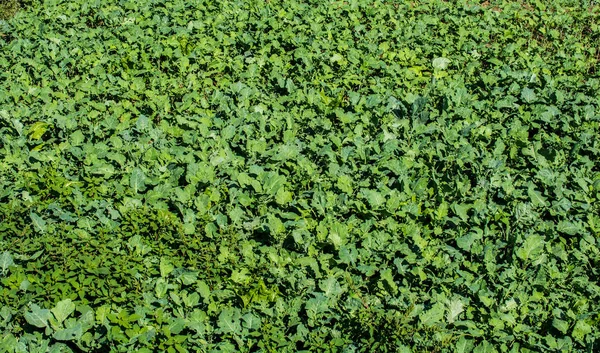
[24,305,52,328]
[51,299,76,324]
[0,252,14,275]
[130,167,146,194]
[30,212,47,233]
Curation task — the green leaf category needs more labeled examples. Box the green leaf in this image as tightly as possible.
[557,221,581,236]
[339,244,358,264]
[455,337,474,353]
[179,271,198,285]
[432,57,451,70]
[30,212,47,233]
[456,229,482,251]
[0,251,14,276]
[230,268,251,285]
[217,308,241,334]
[473,341,497,353]
[130,167,146,194]
[273,144,300,161]
[242,313,261,330]
[24,304,52,328]
[516,234,545,261]
[51,299,76,324]
[306,293,329,315]
[446,298,464,324]
[188,310,207,335]
[262,172,285,197]
[89,162,115,176]
[136,115,150,131]
[419,302,445,326]
[237,172,262,192]
[2,2,600,351]
[197,281,211,302]
[275,187,293,205]
[165,318,186,336]
[319,277,344,298]
[521,87,537,103]
[362,189,385,208]
[70,130,85,145]
[379,268,398,295]
[527,185,547,207]
[28,121,49,140]
[328,222,348,248]
[572,320,592,343]
[552,318,569,334]
[155,279,169,298]
[160,257,174,278]
[337,175,353,194]
[53,323,83,341]
[452,203,471,222]
[182,292,200,307]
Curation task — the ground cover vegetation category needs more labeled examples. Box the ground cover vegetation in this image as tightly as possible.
[1,0,599,351]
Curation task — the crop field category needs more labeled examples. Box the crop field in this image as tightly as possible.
[1,0,599,352]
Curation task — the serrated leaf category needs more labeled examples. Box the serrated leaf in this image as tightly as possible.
[446,298,464,324]
[473,341,497,353]
[30,212,47,233]
[319,276,343,298]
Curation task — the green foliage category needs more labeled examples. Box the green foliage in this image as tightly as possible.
[1,0,600,352]
[0,0,20,20]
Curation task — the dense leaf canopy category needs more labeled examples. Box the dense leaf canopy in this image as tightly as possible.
[1,0,599,352]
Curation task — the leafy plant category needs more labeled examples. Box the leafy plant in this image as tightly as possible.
[1,0,599,352]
